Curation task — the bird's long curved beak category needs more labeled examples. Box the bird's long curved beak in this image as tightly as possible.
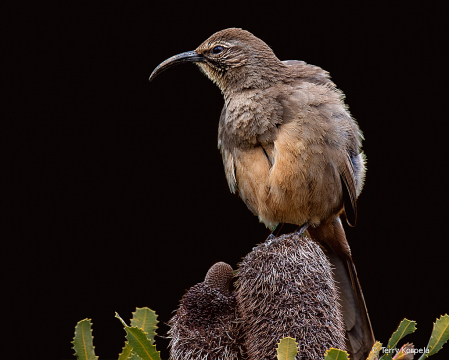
[149,50,205,81]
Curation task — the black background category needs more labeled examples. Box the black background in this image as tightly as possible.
[6,2,448,359]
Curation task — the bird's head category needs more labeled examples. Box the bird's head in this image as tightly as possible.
[149,28,284,94]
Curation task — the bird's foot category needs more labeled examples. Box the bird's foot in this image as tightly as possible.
[295,222,309,236]
[267,223,282,240]
[267,222,307,240]
[265,231,277,245]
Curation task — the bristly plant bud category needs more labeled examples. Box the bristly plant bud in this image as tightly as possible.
[236,233,346,360]
[204,261,234,295]
[168,262,244,360]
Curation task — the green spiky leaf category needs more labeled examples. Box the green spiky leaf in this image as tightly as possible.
[387,319,417,350]
[73,319,98,360]
[276,337,298,360]
[116,312,161,360]
[379,319,417,360]
[131,307,158,343]
[124,327,161,360]
[323,348,349,360]
[367,341,383,360]
[128,352,142,360]
[118,342,142,360]
[427,314,449,356]
[118,342,132,360]
[418,314,449,359]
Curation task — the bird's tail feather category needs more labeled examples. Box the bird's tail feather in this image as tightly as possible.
[308,218,375,360]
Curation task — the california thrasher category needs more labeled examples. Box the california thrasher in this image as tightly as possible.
[150,28,374,360]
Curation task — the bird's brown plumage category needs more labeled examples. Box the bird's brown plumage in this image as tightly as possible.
[150,27,373,360]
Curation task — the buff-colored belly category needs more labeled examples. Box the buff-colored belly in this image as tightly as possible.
[233,128,343,229]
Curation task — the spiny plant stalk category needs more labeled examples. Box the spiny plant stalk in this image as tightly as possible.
[167,262,244,360]
[236,233,346,360]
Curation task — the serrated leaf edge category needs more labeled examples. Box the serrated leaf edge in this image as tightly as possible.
[276,337,298,360]
[323,348,350,360]
[72,318,98,360]
[427,314,449,356]
[118,341,133,360]
[367,341,383,360]
[387,319,417,349]
[125,326,161,360]
[131,307,159,341]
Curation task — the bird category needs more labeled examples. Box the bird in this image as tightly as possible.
[149,28,374,360]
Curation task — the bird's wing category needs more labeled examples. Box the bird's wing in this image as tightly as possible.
[277,82,358,226]
[218,105,237,193]
[282,60,334,87]
[281,60,306,66]
[339,153,358,226]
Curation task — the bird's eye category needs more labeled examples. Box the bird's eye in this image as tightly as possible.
[212,46,224,54]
